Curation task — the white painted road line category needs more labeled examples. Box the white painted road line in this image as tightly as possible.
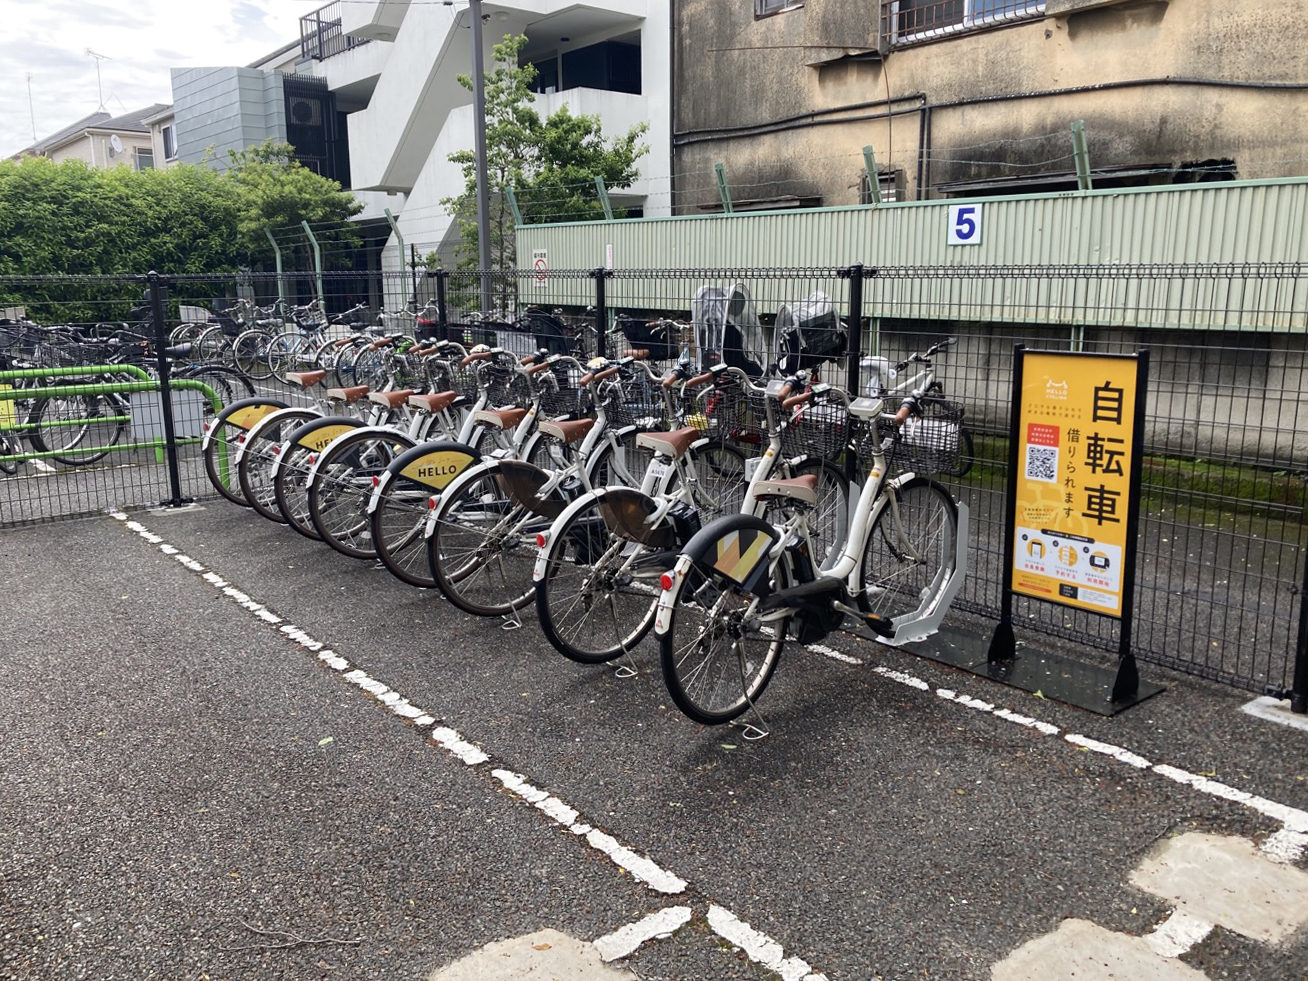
[593,907,693,962]
[1145,909,1214,958]
[108,511,826,976]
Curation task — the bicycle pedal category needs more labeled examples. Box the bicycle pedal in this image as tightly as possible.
[859,611,896,638]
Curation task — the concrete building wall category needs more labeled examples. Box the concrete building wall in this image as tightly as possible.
[672,0,1308,210]
[171,67,287,168]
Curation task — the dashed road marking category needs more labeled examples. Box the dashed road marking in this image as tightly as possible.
[107,511,825,975]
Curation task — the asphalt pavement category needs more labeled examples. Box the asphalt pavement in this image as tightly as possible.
[4,503,1308,981]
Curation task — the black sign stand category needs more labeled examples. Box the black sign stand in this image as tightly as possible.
[980,344,1163,716]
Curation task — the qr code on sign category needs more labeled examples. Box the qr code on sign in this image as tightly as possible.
[1025,444,1058,482]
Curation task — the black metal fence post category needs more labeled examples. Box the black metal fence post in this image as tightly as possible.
[434,269,449,342]
[592,268,611,358]
[842,264,874,482]
[147,271,188,507]
[1292,562,1308,712]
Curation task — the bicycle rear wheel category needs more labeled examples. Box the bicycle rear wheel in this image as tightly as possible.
[535,493,667,664]
[658,527,792,726]
[858,477,959,624]
[238,409,320,522]
[310,429,417,558]
[272,441,320,539]
[427,464,545,617]
[28,391,127,466]
[370,441,482,588]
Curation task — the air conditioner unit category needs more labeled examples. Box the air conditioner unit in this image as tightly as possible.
[288,96,322,127]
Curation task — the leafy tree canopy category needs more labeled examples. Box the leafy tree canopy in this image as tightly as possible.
[0,140,361,279]
[441,33,648,294]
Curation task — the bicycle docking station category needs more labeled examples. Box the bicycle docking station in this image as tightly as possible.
[926,346,1165,716]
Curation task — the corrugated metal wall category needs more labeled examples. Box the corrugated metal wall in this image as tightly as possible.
[517,179,1308,330]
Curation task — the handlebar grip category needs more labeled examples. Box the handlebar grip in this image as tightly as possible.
[782,390,814,411]
[684,371,715,388]
[892,403,914,426]
[525,361,553,375]
[625,348,650,360]
[460,351,493,366]
[519,355,536,366]
[593,365,621,381]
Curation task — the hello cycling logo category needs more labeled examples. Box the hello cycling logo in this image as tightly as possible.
[1044,376,1070,402]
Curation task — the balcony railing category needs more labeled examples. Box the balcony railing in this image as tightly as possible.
[300,1,371,61]
[882,0,1045,45]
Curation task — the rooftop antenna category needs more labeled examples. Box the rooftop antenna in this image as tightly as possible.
[85,48,111,112]
[26,73,37,141]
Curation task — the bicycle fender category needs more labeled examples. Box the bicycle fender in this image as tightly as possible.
[268,416,364,482]
[654,513,783,639]
[200,396,289,451]
[367,439,480,515]
[232,406,320,469]
[306,425,419,491]
[422,458,503,541]
[533,488,607,584]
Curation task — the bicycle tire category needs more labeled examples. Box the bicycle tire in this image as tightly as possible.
[370,440,482,588]
[238,408,322,521]
[0,432,19,475]
[535,491,667,664]
[426,462,547,617]
[232,330,274,381]
[309,428,418,558]
[28,391,127,466]
[658,516,792,726]
[858,476,959,626]
[785,457,850,573]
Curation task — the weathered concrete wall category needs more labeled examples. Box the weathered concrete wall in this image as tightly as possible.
[673,0,1308,207]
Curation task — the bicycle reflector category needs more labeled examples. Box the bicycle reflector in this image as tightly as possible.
[536,532,548,548]
[428,496,438,509]
[371,475,379,487]
[660,572,675,592]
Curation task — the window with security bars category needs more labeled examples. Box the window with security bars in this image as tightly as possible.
[885,0,1044,43]
[860,171,903,204]
[757,0,802,15]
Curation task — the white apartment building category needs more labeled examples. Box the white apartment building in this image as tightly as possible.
[172,0,671,289]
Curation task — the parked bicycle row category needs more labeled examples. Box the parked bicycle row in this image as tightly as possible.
[199,293,971,733]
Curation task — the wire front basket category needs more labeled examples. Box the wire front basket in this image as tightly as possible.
[781,397,851,460]
[536,361,586,419]
[856,398,965,475]
[685,381,767,450]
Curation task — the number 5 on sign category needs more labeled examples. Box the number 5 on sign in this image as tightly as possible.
[948,203,982,246]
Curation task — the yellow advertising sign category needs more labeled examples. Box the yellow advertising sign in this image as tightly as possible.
[225,403,281,431]
[0,385,14,430]
[1011,352,1140,618]
[399,450,477,490]
[299,424,357,452]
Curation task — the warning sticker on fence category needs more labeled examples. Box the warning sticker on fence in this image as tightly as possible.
[1010,351,1142,618]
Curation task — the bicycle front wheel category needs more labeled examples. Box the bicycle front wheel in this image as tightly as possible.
[658,545,791,726]
[427,465,542,617]
[858,477,959,625]
[535,494,666,664]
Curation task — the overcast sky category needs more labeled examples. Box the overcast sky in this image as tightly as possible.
[2,0,304,158]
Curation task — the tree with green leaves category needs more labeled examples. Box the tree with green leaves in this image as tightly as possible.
[0,142,362,321]
[224,140,364,272]
[441,34,648,309]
